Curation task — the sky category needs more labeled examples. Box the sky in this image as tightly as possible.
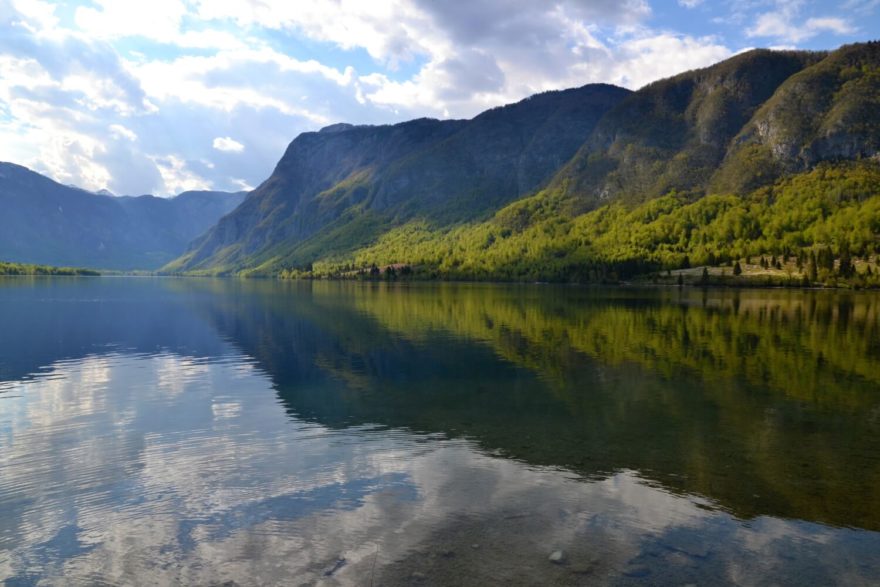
[0,0,877,196]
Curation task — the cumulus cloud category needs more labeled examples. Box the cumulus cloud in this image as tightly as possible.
[109,123,137,141]
[212,136,244,153]
[747,2,857,43]
[152,154,212,194]
[74,0,187,43]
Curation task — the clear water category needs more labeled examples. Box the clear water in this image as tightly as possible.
[1,277,879,586]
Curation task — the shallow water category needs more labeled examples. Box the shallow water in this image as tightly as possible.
[1,277,879,586]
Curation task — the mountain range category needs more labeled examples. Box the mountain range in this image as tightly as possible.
[0,162,244,270]
[2,42,878,279]
[166,41,880,279]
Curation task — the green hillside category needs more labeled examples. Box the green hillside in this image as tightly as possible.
[0,261,100,276]
[300,161,880,287]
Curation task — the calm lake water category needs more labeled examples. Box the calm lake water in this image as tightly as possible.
[1,277,879,586]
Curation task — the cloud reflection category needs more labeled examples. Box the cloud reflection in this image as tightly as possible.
[1,350,879,586]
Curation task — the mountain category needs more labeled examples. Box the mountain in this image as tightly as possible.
[166,42,880,280]
[713,42,880,193]
[168,84,630,273]
[0,162,246,270]
[551,49,825,208]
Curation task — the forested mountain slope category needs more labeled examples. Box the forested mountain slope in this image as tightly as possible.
[165,42,880,280]
[168,84,630,273]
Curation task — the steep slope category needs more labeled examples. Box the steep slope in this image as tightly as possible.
[713,42,880,192]
[0,162,245,269]
[170,84,630,273]
[551,49,824,208]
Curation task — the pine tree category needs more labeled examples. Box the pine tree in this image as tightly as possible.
[839,246,854,278]
[733,261,742,276]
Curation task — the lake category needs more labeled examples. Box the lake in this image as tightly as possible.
[1,277,879,586]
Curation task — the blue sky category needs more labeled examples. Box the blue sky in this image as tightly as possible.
[0,0,876,196]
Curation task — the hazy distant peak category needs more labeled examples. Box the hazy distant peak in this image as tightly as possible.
[0,164,247,270]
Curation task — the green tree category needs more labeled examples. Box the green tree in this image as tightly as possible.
[808,252,819,282]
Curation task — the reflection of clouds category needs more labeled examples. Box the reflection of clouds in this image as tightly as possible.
[1,352,878,586]
[211,401,241,420]
[154,354,211,398]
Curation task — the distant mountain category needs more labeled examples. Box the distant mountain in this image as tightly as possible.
[162,42,879,278]
[0,162,246,270]
[168,84,630,273]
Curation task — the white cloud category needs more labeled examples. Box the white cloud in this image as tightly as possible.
[151,154,212,195]
[803,17,856,35]
[109,123,137,141]
[230,178,253,191]
[678,0,703,7]
[213,136,244,153]
[193,0,435,66]
[8,0,59,32]
[747,3,856,43]
[74,0,187,42]
[131,49,343,123]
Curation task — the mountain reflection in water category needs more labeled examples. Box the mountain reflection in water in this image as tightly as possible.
[1,277,879,586]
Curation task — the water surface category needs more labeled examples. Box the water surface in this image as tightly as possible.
[1,278,879,585]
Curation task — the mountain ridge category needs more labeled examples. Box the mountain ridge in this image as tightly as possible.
[169,83,630,273]
[167,42,880,278]
[0,162,246,270]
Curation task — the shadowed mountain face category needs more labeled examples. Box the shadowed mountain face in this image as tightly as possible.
[170,84,630,273]
[165,43,880,276]
[0,162,245,270]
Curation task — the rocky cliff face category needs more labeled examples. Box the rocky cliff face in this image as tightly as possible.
[551,49,824,208]
[173,84,629,273]
[0,162,245,269]
[714,42,880,192]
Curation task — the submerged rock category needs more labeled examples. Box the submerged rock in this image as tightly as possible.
[623,564,651,578]
[323,557,347,577]
[549,550,565,564]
